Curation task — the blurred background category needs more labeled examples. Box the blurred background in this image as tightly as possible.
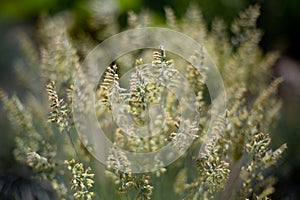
[0,0,299,199]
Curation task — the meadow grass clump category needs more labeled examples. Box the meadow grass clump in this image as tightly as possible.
[0,4,286,200]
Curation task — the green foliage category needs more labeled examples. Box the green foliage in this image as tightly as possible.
[0,4,287,200]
